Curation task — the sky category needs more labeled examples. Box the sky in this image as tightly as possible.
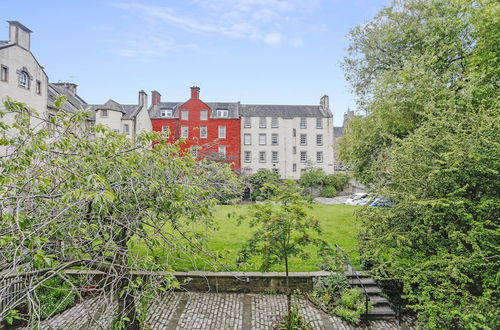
[2,0,390,125]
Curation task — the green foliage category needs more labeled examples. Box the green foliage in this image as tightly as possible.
[277,305,311,330]
[340,0,500,328]
[248,169,280,200]
[332,289,367,324]
[319,186,337,198]
[298,168,326,188]
[35,278,77,319]
[323,174,349,192]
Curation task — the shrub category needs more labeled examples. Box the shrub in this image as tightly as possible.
[298,168,326,188]
[323,174,349,191]
[35,278,77,319]
[320,186,337,198]
[248,169,280,200]
[331,288,368,324]
[277,306,311,330]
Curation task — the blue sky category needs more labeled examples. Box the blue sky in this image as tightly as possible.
[2,0,390,125]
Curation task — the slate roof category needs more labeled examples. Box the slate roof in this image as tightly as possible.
[90,99,142,120]
[48,83,88,113]
[149,101,331,119]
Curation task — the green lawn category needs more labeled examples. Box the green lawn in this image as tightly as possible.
[147,204,361,272]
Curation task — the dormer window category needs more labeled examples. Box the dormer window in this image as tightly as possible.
[216,109,228,118]
[160,109,173,117]
[19,71,29,89]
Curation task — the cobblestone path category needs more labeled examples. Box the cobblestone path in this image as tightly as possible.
[22,292,414,329]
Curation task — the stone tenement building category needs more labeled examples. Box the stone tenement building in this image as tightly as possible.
[1,21,336,179]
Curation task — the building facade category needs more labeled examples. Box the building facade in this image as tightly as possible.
[240,95,334,179]
[149,87,241,169]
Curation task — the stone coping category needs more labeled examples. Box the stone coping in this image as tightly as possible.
[64,269,334,277]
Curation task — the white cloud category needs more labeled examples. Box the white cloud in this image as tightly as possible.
[263,32,282,45]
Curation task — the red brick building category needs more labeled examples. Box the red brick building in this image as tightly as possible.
[149,87,241,169]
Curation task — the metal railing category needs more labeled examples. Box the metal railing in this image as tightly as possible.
[335,245,370,322]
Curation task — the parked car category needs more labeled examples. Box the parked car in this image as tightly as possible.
[356,195,373,206]
[369,197,394,207]
[345,193,368,205]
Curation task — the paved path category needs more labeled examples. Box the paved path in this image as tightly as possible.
[22,292,414,330]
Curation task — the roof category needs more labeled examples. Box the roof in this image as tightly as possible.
[149,101,331,119]
[48,83,88,113]
[90,99,142,119]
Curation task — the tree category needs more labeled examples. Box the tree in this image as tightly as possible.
[0,98,242,328]
[247,168,280,200]
[340,0,499,327]
[298,168,325,196]
[237,181,329,313]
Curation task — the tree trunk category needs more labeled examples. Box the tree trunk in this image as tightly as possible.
[285,255,291,315]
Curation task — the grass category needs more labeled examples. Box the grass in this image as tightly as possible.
[142,203,361,272]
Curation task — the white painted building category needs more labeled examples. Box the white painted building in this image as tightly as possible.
[240,95,334,179]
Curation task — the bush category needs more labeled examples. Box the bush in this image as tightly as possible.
[332,288,368,324]
[298,168,326,188]
[35,278,77,319]
[320,186,337,198]
[248,169,280,200]
[323,174,349,191]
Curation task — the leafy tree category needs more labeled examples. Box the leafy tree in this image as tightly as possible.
[248,168,280,200]
[298,168,326,196]
[340,0,499,327]
[0,98,241,329]
[237,181,329,313]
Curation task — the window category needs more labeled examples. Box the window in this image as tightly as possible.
[259,117,266,128]
[259,151,266,163]
[1,65,8,82]
[200,126,207,138]
[19,71,29,88]
[101,109,108,118]
[191,146,198,158]
[244,151,251,163]
[218,126,226,139]
[200,110,208,120]
[272,168,279,174]
[181,110,189,120]
[244,133,251,145]
[292,128,296,137]
[271,117,278,128]
[162,126,170,135]
[316,117,323,129]
[292,163,297,172]
[123,124,130,134]
[271,134,278,146]
[160,109,172,117]
[217,109,228,118]
[181,126,189,138]
[293,146,296,154]
[300,134,307,146]
[300,151,307,163]
[259,133,267,145]
[272,151,278,163]
[316,134,323,146]
[316,151,324,163]
[300,117,307,128]
[244,117,251,128]
[218,146,227,157]
[36,80,41,95]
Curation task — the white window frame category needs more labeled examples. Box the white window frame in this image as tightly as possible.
[19,71,29,89]
[244,133,251,145]
[191,146,198,158]
[181,110,189,120]
[244,151,251,163]
[272,151,278,163]
[300,151,307,163]
[300,117,307,129]
[271,117,279,128]
[200,110,208,120]
[162,126,170,135]
[316,134,323,146]
[181,126,189,138]
[316,151,324,163]
[217,109,229,118]
[200,126,207,139]
[160,109,172,117]
[259,133,267,145]
[300,134,307,146]
[244,117,251,128]
[316,117,323,129]
[259,117,266,128]
[218,126,226,139]
[259,151,266,163]
[123,124,130,135]
[218,145,227,157]
[271,134,278,146]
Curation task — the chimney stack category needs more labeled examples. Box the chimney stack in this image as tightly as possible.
[190,86,200,99]
[7,21,32,50]
[320,94,329,111]
[151,90,161,106]
[138,90,148,109]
